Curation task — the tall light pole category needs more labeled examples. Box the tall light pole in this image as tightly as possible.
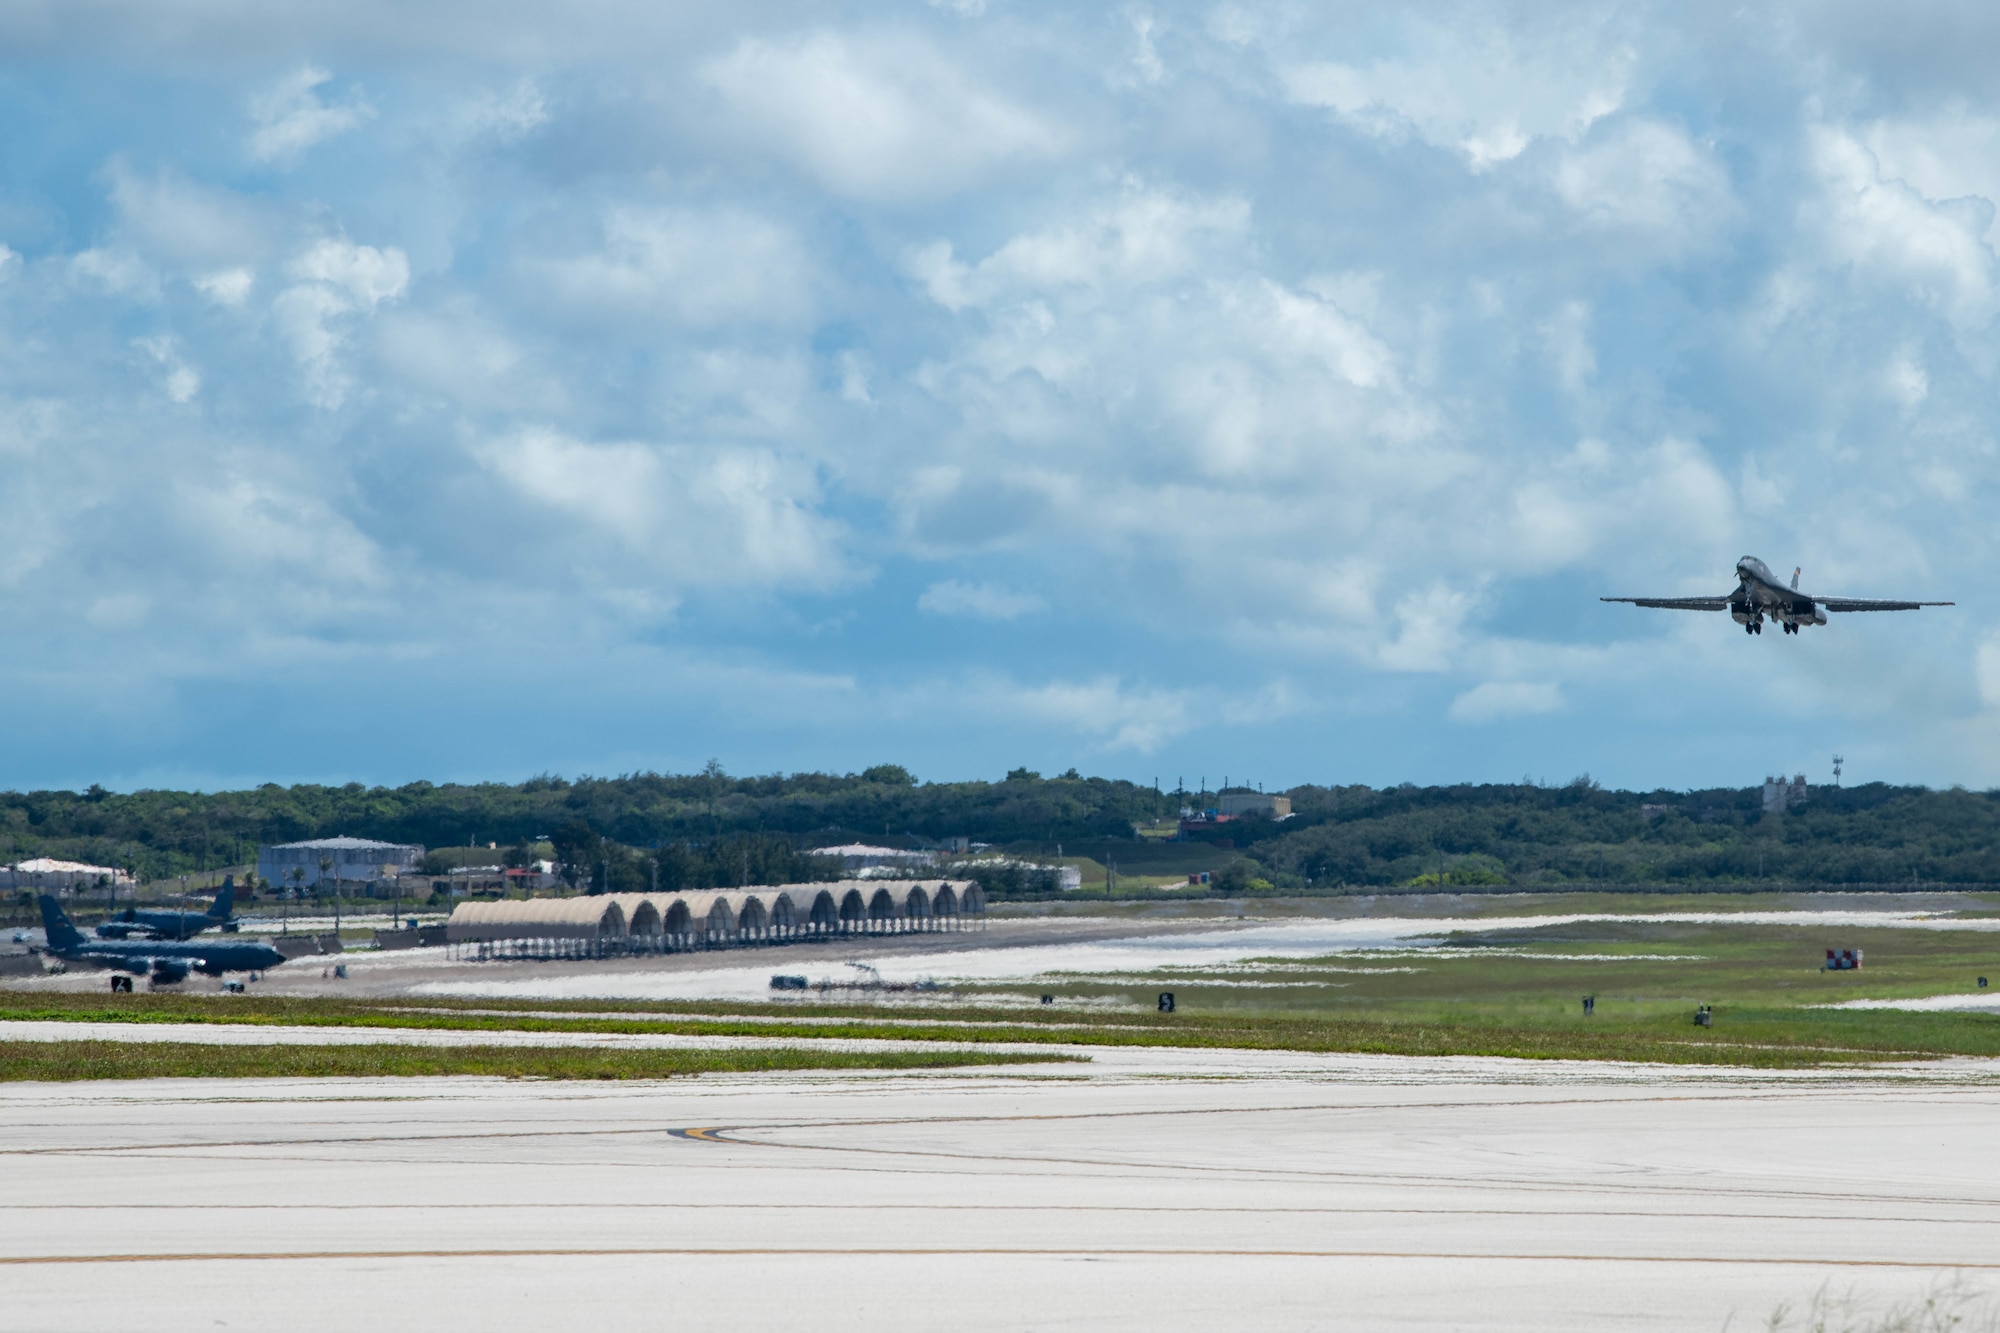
[319,855,338,944]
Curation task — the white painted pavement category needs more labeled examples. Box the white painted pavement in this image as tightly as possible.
[3,1055,2000,1328]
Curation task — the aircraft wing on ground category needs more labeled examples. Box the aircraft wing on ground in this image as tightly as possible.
[1599,597,1732,610]
[1816,598,1956,612]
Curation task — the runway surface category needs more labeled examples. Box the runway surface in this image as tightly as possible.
[5,1054,2000,1329]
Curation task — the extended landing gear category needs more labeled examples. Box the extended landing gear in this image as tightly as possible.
[1744,620,1763,635]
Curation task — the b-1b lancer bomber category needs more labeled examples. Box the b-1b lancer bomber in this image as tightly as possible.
[1604,556,1952,636]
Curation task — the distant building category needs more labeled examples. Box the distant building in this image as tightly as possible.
[815,843,941,874]
[1762,775,1808,814]
[259,837,425,889]
[1217,793,1293,819]
[960,857,1082,891]
[0,858,131,893]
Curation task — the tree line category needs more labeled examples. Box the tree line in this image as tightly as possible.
[0,765,1165,884]
[1218,779,2000,888]
[4,767,1999,889]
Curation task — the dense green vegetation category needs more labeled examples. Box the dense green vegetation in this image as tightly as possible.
[0,765,1165,882]
[5,766,2000,888]
[0,1038,1069,1081]
[1248,780,2000,888]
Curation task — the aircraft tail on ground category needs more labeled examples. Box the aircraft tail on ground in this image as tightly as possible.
[37,895,83,952]
[207,877,235,920]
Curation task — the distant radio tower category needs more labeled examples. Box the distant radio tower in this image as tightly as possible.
[1832,755,1844,787]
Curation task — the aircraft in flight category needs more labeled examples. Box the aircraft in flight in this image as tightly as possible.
[38,895,283,986]
[95,876,236,940]
[1603,556,1952,635]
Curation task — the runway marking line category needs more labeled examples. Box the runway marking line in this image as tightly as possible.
[655,1123,2000,1211]
[0,1085,1980,1162]
[15,1113,2000,1213]
[2,1248,1998,1269]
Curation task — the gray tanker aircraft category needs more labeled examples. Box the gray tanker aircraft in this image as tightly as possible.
[1604,556,1952,635]
[95,876,235,940]
[38,895,282,985]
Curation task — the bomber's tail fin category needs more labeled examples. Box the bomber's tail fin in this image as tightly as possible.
[207,876,235,920]
[37,895,83,952]
[1792,567,1802,589]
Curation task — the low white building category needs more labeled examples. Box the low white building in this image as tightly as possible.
[814,843,941,876]
[961,857,1082,892]
[0,858,132,893]
[259,837,425,890]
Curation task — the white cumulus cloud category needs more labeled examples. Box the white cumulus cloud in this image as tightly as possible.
[702,32,1063,199]
[248,66,372,163]
[474,429,846,594]
[1281,16,1633,168]
[274,238,409,405]
[533,207,812,327]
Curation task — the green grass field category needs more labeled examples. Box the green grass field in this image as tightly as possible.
[0,1039,1075,1081]
[9,904,2000,1072]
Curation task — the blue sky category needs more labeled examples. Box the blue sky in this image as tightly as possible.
[2,1,1997,793]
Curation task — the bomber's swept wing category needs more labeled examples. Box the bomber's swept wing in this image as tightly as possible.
[1599,596,1732,610]
[1817,597,1955,612]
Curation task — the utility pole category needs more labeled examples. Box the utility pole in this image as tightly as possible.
[319,855,337,943]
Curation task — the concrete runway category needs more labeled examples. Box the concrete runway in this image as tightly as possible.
[5,1055,2000,1329]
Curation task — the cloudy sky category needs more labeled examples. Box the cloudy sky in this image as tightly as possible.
[3,1,1997,793]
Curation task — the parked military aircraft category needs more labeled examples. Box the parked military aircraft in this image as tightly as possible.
[39,895,282,985]
[95,877,236,940]
[1603,556,1952,635]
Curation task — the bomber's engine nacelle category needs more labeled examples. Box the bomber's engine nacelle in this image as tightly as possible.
[1730,604,1757,625]
[1776,604,1829,631]
[149,960,190,984]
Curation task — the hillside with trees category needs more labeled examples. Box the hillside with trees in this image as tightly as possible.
[2,767,1996,891]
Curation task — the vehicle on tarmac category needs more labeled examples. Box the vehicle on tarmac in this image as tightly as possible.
[95,877,238,940]
[1603,555,1952,635]
[38,895,282,986]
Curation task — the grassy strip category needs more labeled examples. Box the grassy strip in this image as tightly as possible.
[0,1040,1075,1082]
[0,994,1971,1067]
